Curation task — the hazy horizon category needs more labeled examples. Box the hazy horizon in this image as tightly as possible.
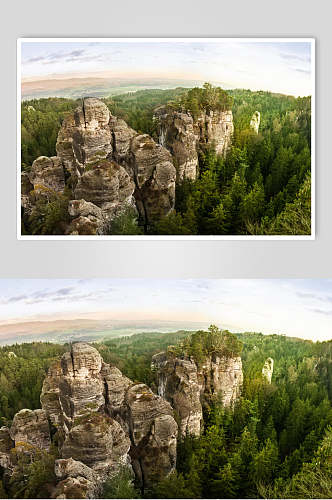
[0,279,331,342]
[20,39,313,98]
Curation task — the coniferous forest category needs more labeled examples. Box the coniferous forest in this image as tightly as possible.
[21,86,312,236]
[0,329,331,498]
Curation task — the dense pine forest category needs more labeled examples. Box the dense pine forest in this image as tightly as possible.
[0,330,331,498]
[21,86,311,236]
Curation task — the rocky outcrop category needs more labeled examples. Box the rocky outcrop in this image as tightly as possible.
[56,98,113,178]
[0,427,13,469]
[262,357,274,383]
[53,459,100,499]
[151,353,202,436]
[40,343,177,491]
[29,156,65,193]
[9,409,51,451]
[57,98,175,227]
[250,111,260,134]
[194,109,234,156]
[22,98,176,233]
[152,352,243,437]
[154,106,233,182]
[154,107,198,182]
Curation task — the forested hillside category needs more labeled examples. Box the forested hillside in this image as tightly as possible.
[0,330,330,498]
[21,86,311,236]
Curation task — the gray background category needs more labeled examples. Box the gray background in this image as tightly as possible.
[1,0,330,278]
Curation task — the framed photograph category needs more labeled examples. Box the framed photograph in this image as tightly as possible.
[18,38,315,240]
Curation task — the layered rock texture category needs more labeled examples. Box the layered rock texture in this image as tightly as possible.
[154,106,234,182]
[151,351,243,437]
[22,98,176,234]
[41,343,176,495]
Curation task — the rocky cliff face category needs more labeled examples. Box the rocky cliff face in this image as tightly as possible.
[22,98,176,234]
[1,343,178,498]
[151,351,243,437]
[154,106,234,182]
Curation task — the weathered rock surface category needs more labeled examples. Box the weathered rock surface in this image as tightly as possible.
[0,427,13,469]
[56,98,113,178]
[66,199,104,235]
[56,98,176,226]
[262,357,274,384]
[9,409,51,451]
[125,384,177,487]
[74,159,136,221]
[40,343,178,489]
[61,413,130,476]
[29,156,65,193]
[152,352,243,437]
[154,107,198,182]
[155,106,234,182]
[151,353,202,436]
[53,458,100,499]
[250,111,260,134]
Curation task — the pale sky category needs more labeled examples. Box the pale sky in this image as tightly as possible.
[20,40,313,96]
[0,279,331,341]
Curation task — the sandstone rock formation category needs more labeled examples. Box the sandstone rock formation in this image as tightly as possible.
[53,458,101,499]
[0,427,13,469]
[262,357,274,384]
[152,351,243,437]
[250,111,260,134]
[154,107,199,182]
[154,106,234,182]
[9,408,51,451]
[28,156,65,194]
[56,97,175,228]
[40,343,178,491]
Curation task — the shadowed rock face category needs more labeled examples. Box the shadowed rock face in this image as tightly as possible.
[154,106,234,182]
[152,352,243,437]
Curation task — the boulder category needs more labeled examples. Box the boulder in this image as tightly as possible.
[9,409,51,451]
[28,156,65,193]
[61,413,130,476]
[74,159,136,219]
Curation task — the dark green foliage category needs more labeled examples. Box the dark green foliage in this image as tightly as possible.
[176,82,233,117]
[0,342,67,424]
[23,191,71,236]
[21,98,77,168]
[168,325,243,366]
[101,467,140,498]
[105,207,143,235]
